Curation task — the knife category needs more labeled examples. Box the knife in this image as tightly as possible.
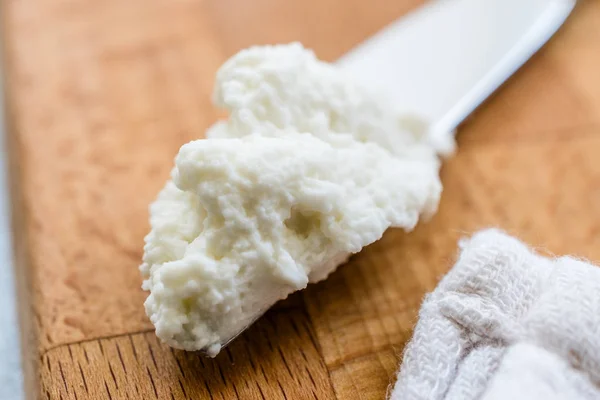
[207,0,577,356]
[338,0,576,136]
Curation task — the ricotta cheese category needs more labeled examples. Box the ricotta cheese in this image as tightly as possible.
[141,43,451,356]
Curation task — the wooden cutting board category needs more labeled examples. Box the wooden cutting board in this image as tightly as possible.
[2,0,600,398]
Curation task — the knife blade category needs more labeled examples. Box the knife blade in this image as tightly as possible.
[338,0,576,135]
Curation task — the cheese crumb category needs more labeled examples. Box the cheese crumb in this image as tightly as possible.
[141,43,451,355]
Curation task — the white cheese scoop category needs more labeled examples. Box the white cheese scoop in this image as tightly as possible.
[141,44,445,356]
[140,0,574,357]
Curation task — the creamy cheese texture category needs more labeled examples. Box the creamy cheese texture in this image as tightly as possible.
[141,43,452,356]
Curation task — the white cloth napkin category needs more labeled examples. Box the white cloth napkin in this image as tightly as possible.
[390,229,600,400]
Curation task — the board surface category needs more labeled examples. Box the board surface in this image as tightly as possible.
[2,0,600,398]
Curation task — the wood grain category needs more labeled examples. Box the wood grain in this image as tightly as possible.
[2,0,600,399]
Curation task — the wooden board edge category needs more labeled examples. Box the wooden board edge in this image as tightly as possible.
[1,7,42,398]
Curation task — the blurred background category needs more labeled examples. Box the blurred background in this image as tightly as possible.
[0,42,23,399]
